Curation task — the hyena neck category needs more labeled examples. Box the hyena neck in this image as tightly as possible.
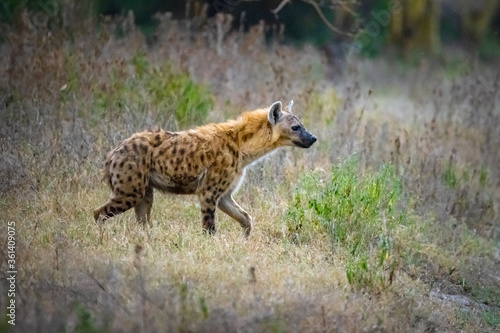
[206,109,280,167]
[240,144,278,167]
[231,109,280,166]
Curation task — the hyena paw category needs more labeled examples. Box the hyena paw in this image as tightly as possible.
[243,216,253,237]
[93,209,101,223]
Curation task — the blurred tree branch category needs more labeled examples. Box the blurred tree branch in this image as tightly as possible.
[272,0,291,15]
[272,0,356,37]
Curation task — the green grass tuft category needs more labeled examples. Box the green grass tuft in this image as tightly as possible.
[483,310,500,328]
[287,155,404,290]
[75,303,103,333]
[443,163,458,188]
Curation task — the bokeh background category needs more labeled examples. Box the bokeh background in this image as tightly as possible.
[4,0,500,55]
[1,1,499,332]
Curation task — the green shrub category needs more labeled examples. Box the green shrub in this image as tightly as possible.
[75,303,101,333]
[90,52,214,129]
[286,155,404,290]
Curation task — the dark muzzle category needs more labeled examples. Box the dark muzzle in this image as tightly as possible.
[293,131,317,148]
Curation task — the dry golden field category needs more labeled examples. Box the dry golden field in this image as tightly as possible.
[1,3,499,332]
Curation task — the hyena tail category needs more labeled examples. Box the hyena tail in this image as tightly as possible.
[101,149,116,188]
[94,150,116,222]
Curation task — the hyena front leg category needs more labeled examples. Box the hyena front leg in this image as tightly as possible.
[199,193,218,235]
[134,184,153,224]
[218,194,252,237]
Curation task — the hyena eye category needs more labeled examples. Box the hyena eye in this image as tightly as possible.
[291,125,300,131]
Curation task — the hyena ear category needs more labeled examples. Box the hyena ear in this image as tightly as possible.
[268,101,282,126]
[285,100,294,113]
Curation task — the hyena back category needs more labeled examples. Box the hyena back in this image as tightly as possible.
[94,101,316,236]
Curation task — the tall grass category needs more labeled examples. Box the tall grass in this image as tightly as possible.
[90,52,214,128]
[0,1,499,332]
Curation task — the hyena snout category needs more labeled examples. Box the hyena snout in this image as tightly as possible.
[294,130,317,149]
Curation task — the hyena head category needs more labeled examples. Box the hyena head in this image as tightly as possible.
[268,100,317,148]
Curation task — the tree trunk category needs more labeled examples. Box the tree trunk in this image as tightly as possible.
[390,0,441,54]
[461,0,500,42]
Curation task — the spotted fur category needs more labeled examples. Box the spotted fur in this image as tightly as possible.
[93,101,317,236]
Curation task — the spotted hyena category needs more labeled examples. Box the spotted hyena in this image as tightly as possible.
[94,101,316,236]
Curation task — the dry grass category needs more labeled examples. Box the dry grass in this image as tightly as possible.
[0,2,499,332]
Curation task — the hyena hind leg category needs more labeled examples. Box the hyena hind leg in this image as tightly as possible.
[134,184,154,224]
[94,194,141,222]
